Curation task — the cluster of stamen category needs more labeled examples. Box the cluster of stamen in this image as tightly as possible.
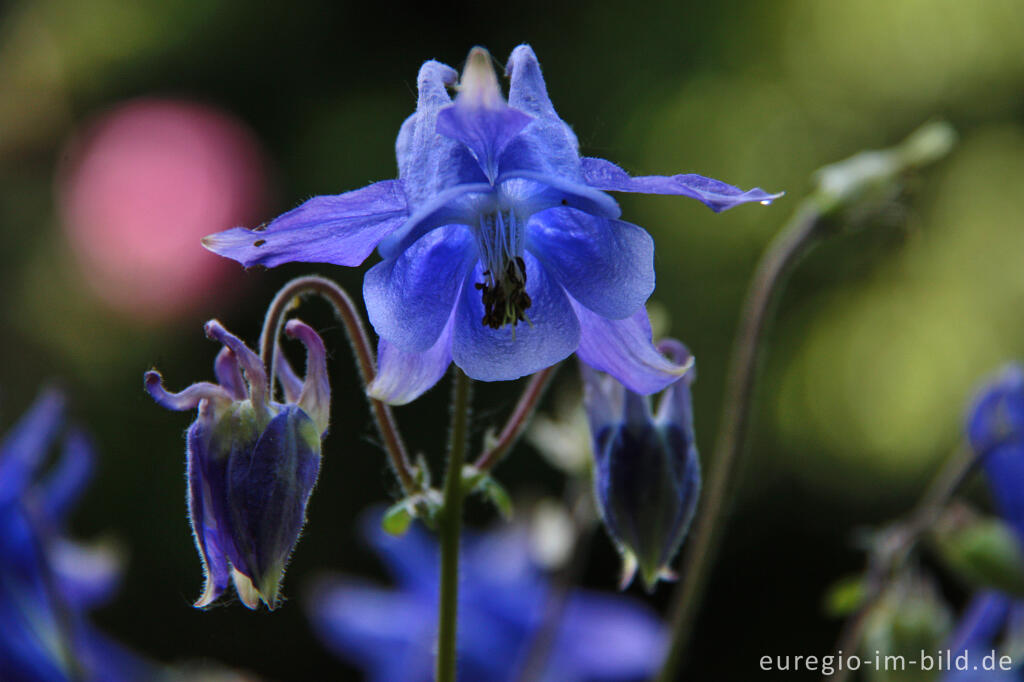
[474,210,532,330]
[476,256,531,329]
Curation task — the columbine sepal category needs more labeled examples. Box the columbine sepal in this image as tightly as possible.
[144,318,329,609]
[583,339,699,591]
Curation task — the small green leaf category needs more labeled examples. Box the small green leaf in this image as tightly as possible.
[482,477,513,520]
[381,501,414,536]
[460,465,513,520]
[931,511,1024,597]
[824,575,867,617]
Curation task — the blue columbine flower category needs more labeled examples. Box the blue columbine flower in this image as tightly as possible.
[203,45,781,405]
[583,339,700,591]
[941,365,1024,681]
[307,512,666,682]
[145,318,329,610]
[0,389,150,682]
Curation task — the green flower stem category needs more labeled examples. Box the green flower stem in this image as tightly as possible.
[828,443,976,682]
[656,203,831,682]
[258,275,418,495]
[473,365,557,474]
[437,369,473,682]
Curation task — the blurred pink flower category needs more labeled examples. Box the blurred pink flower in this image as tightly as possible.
[59,98,268,321]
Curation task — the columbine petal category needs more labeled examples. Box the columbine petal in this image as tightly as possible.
[284,319,332,436]
[204,320,267,411]
[948,592,1011,655]
[377,182,492,260]
[39,429,93,523]
[309,579,435,682]
[50,538,121,609]
[226,405,321,609]
[581,157,784,212]
[573,305,691,394]
[0,389,64,506]
[499,172,621,220]
[527,208,653,320]
[368,314,455,406]
[364,224,475,353]
[437,48,533,182]
[186,420,234,608]
[551,593,667,679]
[202,180,409,268]
[505,44,583,180]
[143,372,233,412]
[396,60,461,208]
[214,347,247,401]
[275,347,304,404]
[453,256,579,382]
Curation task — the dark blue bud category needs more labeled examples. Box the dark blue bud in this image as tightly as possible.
[583,339,699,591]
[145,318,329,609]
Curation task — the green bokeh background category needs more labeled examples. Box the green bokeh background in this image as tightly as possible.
[2,0,1023,679]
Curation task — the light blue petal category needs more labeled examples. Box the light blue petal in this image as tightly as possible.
[0,389,64,506]
[574,304,690,395]
[527,208,653,320]
[51,538,121,609]
[947,592,1010,654]
[436,101,532,181]
[364,225,475,353]
[498,172,620,220]
[581,157,784,213]
[377,182,493,260]
[548,591,667,680]
[308,578,435,682]
[367,313,455,406]
[504,45,583,181]
[453,255,579,382]
[202,180,408,268]
[397,60,472,211]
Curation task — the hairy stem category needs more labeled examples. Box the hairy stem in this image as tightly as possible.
[657,203,830,681]
[473,365,557,473]
[437,369,473,682]
[259,275,418,495]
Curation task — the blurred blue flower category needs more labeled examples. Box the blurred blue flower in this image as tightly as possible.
[204,44,781,405]
[0,389,149,682]
[943,365,1024,681]
[308,513,666,682]
[583,339,700,591]
[145,318,329,610]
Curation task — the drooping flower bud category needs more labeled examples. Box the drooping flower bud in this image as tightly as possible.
[145,318,329,609]
[583,339,699,591]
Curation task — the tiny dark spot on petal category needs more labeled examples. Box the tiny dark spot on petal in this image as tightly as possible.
[560,199,568,205]
[253,222,268,232]
[253,239,266,247]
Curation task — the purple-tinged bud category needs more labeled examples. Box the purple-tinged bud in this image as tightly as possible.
[583,339,699,591]
[145,318,329,610]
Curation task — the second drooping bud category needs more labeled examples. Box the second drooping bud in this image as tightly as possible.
[583,339,700,591]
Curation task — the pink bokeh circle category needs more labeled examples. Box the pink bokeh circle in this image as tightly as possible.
[59,98,269,321]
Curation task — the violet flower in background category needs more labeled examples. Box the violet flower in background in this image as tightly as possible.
[0,389,149,682]
[204,44,780,404]
[145,318,330,610]
[583,339,700,591]
[308,513,666,682]
[941,365,1024,681]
